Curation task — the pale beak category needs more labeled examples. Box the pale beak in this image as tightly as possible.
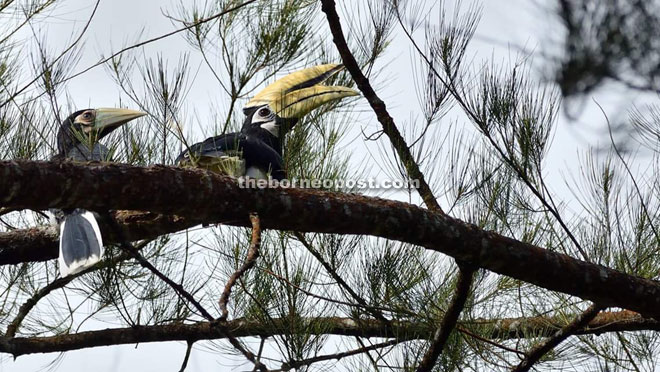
[245,64,359,119]
[93,108,147,131]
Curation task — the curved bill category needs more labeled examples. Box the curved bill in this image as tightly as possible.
[93,108,147,131]
[245,64,359,119]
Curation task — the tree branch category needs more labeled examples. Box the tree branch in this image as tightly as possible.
[320,4,487,365]
[320,0,442,213]
[219,213,261,321]
[476,310,655,339]
[416,265,475,372]
[276,339,401,372]
[4,240,148,337]
[512,304,603,371]
[0,311,656,357]
[0,211,208,265]
[98,212,268,370]
[1,161,660,317]
[179,341,194,372]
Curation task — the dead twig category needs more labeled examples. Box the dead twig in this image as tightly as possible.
[219,213,261,320]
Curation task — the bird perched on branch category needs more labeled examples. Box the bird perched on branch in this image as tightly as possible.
[176,64,358,179]
[53,107,146,277]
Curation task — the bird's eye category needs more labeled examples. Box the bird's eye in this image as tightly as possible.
[257,107,271,117]
[82,112,92,119]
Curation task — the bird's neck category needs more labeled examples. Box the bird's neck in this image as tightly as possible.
[256,118,299,154]
[249,130,283,155]
[56,126,96,158]
[56,126,77,157]
[266,135,283,155]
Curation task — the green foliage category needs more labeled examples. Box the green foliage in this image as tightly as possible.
[0,0,659,371]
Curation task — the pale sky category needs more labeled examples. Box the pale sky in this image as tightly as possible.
[1,0,648,371]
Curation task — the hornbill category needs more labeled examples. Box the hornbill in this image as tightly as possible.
[53,108,146,277]
[176,64,358,179]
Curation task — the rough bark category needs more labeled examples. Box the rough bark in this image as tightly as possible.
[0,311,657,357]
[479,310,652,339]
[2,160,660,318]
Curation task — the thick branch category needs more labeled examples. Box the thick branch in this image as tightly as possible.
[0,317,410,357]
[2,161,660,317]
[473,310,652,339]
[0,311,657,357]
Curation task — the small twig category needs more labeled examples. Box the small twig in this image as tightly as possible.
[296,231,400,370]
[294,232,391,325]
[5,240,151,337]
[320,0,443,214]
[179,341,194,372]
[0,0,101,109]
[416,265,475,372]
[512,304,603,372]
[355,336,387,370]
[263,268,404,316]
[219,213,261,321]
[0,217,17,230]
[0,207,17,217]
[456,326,526,357]
[614,332,642,372]
[596,100,660,242]
[1,0,257,110]
[274,339,401,372]
[98,212,215,321]
[252,337,267,372]
[98,212,268,371]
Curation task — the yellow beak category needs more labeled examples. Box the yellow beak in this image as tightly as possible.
[245,64,359,119]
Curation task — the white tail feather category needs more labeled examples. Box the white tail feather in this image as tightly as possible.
[58,211,104,277]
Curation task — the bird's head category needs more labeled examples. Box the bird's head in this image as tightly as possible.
[57,107,146,152]
[240,64,358,144]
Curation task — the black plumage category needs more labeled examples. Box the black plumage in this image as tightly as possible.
[176,64,358,179]
[53,108,145,276]
[176,106,287,180]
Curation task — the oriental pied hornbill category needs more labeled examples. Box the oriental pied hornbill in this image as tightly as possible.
[53,108,146,277]
[175,64,358,179]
